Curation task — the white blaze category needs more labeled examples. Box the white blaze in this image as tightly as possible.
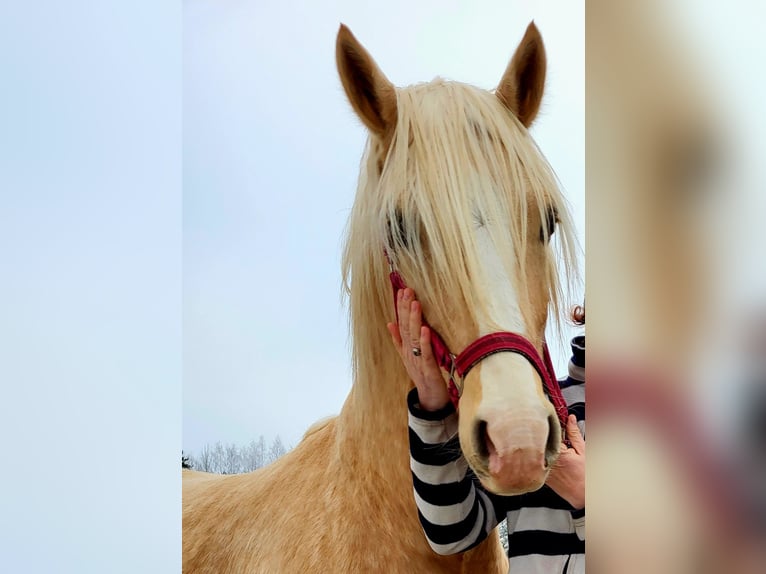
[474,225,527,337]
[473,225,543,413]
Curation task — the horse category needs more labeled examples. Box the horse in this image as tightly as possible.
[183,21,578,573]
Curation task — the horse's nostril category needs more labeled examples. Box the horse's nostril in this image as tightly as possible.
[474,420,490,461]
[545,413,560,463]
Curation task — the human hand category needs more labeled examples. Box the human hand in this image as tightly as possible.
[386,288,450,412]
[545,415,585,510]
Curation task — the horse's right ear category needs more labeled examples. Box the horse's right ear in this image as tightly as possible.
[336,24,397,137]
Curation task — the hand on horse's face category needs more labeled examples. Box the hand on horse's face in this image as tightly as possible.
[545,415,585,510]
[387,288,451,412]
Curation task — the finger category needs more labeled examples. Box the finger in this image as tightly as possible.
[567,415,585,454]
[413,326,450,409]
[419,326,439,369]
[386,322,402,350]
[409,300,423,349]
[398,289,411,342]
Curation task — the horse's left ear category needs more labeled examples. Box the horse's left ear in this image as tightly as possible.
[336,24,397,137]
[497,21,547,128]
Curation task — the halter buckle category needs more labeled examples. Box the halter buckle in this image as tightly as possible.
[448,353,460,393]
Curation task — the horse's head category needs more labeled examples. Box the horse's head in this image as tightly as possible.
[337,23,577,495]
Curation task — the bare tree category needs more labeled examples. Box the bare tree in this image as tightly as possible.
[268,435,286,464]
[212,441,225,474]
[223,442,241,474]
[242,436,267,471]
[257,435,267,466]
[198,444,213,472]
[189,435,290,475]
[498,520,509,554]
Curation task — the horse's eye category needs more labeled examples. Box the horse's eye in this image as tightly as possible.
[387,209,410,249]
[540,206,558,242]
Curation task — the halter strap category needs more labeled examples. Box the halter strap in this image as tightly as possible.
[455,332,570,429]
[388,264,570,433]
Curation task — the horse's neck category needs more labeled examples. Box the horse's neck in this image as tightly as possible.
[336,354,414,480]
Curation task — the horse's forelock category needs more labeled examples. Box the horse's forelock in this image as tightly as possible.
[342,79,578,388]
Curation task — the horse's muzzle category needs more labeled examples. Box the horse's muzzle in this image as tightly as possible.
[472,408,560,494]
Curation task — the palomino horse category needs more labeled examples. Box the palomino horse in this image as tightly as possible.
[183,22,577,573]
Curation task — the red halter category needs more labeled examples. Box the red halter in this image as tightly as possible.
[387,263,570,433]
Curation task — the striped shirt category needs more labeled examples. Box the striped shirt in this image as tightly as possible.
[408,336,585,573]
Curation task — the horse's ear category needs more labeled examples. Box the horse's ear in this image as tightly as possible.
[336,24,397,137]
[496,21,547,128]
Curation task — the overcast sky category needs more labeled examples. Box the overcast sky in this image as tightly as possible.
[183,0,584,454]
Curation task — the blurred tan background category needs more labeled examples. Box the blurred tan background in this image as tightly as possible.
[586,1,765,572]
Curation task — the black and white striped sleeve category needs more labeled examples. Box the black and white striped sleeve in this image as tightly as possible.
[407,388,504,555]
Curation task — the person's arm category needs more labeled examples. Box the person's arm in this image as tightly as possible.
[571,509,585,541]
[388,288,504,554]
[408,388,504,554]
